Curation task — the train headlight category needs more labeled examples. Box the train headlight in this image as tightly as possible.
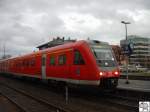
[99,72,103,76]
[114,71,119,75]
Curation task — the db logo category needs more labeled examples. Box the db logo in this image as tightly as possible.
[139,101,150,112]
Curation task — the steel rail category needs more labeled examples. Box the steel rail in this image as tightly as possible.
[0,82,73,112]
[0,92,27,112]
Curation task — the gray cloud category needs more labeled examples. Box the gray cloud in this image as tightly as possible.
[0,0,150,57]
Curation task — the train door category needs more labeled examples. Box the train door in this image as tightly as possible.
[70,49,86,80]
[41,54,46,79]
[55,53,69,78]
[46,53,57,78]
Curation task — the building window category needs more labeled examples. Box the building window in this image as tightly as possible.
[58,54,66,65]
[50,56,55,65]
[74,50,85,65]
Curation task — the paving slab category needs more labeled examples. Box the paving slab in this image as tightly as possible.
[118,79,150,92]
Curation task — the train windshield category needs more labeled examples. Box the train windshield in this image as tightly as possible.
[91,45,117,68]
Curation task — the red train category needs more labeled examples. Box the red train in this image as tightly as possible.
[0,40,120,88]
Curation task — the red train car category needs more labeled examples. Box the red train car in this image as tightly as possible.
[0,40,120,88]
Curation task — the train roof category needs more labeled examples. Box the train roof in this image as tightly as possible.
[37,37,76,50]
[0,40,110,62]
[0,40,85,62]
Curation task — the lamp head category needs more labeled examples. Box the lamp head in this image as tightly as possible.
[121,21,131,24]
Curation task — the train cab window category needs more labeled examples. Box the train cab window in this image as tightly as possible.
[50,56,55,65]
[58,55,66,65]
[74,50,85,65]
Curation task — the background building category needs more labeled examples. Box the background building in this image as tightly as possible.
[111,45,124,65]
[120,35,150,68]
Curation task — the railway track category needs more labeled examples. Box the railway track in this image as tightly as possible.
[100,92,138,111]
[67,87,139,112]
[104,88,150,111]
[95,86,149,111]
[0,75,148,112]
[0,92,27,112]
[0,82,72,112]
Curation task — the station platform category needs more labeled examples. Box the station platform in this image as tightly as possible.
[118,79,150,92]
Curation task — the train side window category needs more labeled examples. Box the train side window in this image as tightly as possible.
[26,60,29,67]
[23,60,25,67]
[58,54,66,65]
[50,56,55,65]
[74,50,85,65]
[31,58,35,66]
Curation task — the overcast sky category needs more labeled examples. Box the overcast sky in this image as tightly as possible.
[0,0,150,57]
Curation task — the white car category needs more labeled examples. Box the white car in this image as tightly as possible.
[136,66,148,72]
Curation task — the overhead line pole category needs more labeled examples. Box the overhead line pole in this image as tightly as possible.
[121,21,131,84]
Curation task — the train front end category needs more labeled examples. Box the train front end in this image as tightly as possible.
[89,40,120,89]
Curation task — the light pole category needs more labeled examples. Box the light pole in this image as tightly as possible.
[121,21,131,84]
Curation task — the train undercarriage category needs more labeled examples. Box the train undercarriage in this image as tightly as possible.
[100,78,118,89]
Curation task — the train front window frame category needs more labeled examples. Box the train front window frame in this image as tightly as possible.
[91,44,117,67]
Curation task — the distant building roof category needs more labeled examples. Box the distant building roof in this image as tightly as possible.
[121,35,150,41]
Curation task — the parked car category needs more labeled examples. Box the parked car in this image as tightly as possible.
[128,65,137,72]
[119,65,137,72]
[119,65,126,72]
[136,65,148,72]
